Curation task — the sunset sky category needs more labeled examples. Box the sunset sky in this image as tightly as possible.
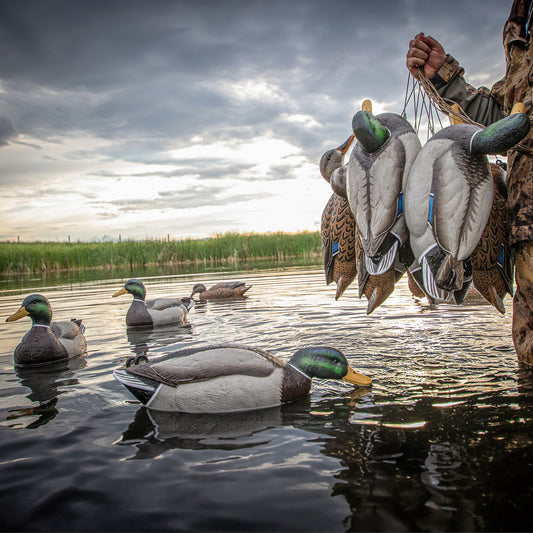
[0,0,509,242]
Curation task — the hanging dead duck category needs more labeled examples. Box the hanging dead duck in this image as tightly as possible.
[470,162,514,314]
[404,112,530,302]
[319,135,357,299]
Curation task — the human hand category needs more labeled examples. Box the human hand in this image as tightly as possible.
[406,33,447,80]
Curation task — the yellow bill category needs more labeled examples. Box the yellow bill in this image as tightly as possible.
[6,307,29,322]
[343,366,372,387]
[113,287,128,298]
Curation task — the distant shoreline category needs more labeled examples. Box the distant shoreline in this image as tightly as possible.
[0,231,322,274]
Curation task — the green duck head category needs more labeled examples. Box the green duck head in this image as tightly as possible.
[469,112,531,156]
[113,279,147,301]
[319,134,355,182]
[352,110,390,153]
[6,294,53,326]
[289,346,371,386]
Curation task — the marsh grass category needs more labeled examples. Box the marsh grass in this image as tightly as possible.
[0,231,322,273]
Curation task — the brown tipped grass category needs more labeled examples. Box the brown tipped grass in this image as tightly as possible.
[0,231,322,274]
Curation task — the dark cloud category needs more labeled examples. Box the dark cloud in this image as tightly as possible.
[0,116,17,146]
[0,0,512,239]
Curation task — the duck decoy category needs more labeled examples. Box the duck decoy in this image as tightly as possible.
[321,193,357,300]
[404,112,530,302]
[113,279,194,327]
[346,107,422,277]
[113,344,372,413]
[319,134,357,299]
[190,281,251,300]
[6,294,87,366]
[319,134,355,199]
[470,162,514,313]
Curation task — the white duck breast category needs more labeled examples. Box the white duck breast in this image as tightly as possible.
[347,112,421,275]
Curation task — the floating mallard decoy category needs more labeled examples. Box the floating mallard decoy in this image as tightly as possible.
[113,345,372,412]
[404,113,530,302]
[346,110,422,277]
[113,279,194,327]
[6,294,87,366]
[319,135,357,299]
[190,281,251,300]
[470,162,514,314]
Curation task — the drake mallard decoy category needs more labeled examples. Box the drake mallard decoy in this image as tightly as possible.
[319,135,357,299]
[190,281,251,300]
[404,113,530,303]
[6,294,87,366]
[113,279,194,327]
[470,162,514,313]
[113,344,372,412]
[346,110,421,276]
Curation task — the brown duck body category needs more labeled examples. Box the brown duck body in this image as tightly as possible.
[321,193,357,300]
[191,282,251,300]
[470,163,514,313]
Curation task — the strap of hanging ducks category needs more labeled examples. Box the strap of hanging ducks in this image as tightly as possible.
[412,68,533,156]
[401,71,446,140]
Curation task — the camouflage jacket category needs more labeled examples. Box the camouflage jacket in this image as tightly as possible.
[429,0,533,246]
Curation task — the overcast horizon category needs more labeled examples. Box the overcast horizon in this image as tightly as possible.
[0,0,510,242]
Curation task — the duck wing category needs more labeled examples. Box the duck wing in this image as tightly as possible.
[51,319,84,340]
[321,193,356,294]
[348,135,405,259]
[430,146,493,260]
[209,281,246,290]
[125,345,280,386]
[146,298,186,311]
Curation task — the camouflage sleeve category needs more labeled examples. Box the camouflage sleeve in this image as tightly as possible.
[429,54,506,126]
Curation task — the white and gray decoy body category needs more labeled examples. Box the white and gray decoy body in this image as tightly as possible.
[347,111,422,276]
[404,113,530,302]
[113,279,194,327]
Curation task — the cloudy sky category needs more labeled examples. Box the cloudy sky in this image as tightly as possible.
[0,0,510,242]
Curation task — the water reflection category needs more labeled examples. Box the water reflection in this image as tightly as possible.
[7,355,87,428]
[119,405,286,457]
[125,323,193,357]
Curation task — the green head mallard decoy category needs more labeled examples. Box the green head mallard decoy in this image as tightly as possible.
[190,281,251,300]
[404,112,530,304]
[347,110,421,278]
[113,344,372,412]
[113,279,194,327]
[6,294,87,366]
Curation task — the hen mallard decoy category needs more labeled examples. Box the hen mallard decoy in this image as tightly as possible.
[404,112,530,303]
[319,135,357,299]
[6,294,87,366]
[470,162,514,314]
[113,279,194,327]
[190,281,251,300]
[321,194,357,300]
[113,344,372,413]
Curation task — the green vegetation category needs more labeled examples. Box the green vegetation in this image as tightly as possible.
[0,231,322,274]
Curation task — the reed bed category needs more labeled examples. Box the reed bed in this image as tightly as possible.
[0,231,322,274]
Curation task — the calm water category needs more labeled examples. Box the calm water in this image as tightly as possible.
[1,266,532,532]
